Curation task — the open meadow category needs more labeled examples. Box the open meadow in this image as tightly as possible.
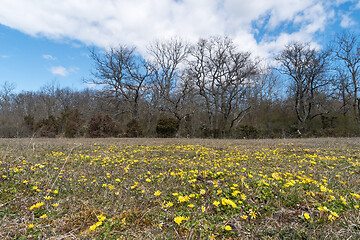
[0,138,360,239]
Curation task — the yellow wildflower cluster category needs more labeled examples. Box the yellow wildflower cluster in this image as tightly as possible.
[90,214,106,231]
[29,202,44,210]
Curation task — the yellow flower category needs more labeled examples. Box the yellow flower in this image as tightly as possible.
[165,202,174,207]
[213,201,220,207]
[188,204,195,208]
[200,189,206,195]
[224,225,232,231]
[317,206,329,212]
[221,198,237,208]
[97,214,106,222]
[303,213,310,220]
[29,202,44,210]
[53,189,58,194]
[44,196,52,200]
[202,206,206,212]
[145,178,151,182]
[52,203,59,207]
[250,209,256,219]
[40,214,47,219]
[159,223,163,229]
[330,211,339,218]
[351,193,360,199]
[28,224,34,229]
[241,215,248,219]
[241,193,246,200]
[232,190,241,196]
[178,195,189,202]
[23,180,29,183]
[174,216,185,225]
[89,224,97,231]
[328,195,335,201]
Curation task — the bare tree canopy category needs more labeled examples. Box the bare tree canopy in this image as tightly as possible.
[147,38,191,119]
[276,42,331,131]
[89,46,151,119]
[187,36,259,137]
[5,34,360,138]
[334,31,360,119]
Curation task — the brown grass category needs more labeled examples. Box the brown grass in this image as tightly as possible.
[0,137,359,239]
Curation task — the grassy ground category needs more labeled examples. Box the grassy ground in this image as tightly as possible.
[0,138,359,239]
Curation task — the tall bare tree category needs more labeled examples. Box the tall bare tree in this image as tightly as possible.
[276,42,331,131]
[89,46,151,119]
[334,31,360,119]
[147,38,191,120]
[187,36,259,137]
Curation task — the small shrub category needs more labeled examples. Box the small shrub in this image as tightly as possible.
[35,115,58,137]
[156,116,179,138]
[64,109,81,138]
[233,125,258,139]
[125,119,143,138]
[88,113,118,138]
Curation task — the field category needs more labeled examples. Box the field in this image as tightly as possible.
[0,138,360,239]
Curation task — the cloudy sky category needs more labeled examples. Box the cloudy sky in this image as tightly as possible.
[0,0,360,91]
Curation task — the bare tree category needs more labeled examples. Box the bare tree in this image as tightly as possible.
[147,38,190,111]
[89,46,151,119]
[0,81,15,113]
[276,42,331,131]
[333,68,351,116]
[334,31,360,119]
[187,36,259,137]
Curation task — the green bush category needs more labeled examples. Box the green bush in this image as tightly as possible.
[233,125,258,139]
[156,116,179,138]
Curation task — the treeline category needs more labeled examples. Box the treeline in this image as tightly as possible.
[1,33,360,138]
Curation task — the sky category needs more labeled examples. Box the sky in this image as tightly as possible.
[1,0,360,92]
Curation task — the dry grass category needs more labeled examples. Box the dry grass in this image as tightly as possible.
[0,137,359,239]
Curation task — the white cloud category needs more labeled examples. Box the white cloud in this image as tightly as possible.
[340,14,356,28]
[49,66,68,76]
[0,0,344,59]
[1,55,10,58]
[356,1,360,8]
[69,66,80,73]
[42,54,56,60]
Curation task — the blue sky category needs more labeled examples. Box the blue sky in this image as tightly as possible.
[0,25,93,92]
[1,0,360,92]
